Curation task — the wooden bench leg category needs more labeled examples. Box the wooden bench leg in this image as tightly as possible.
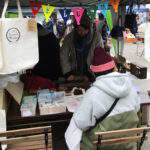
[44,128,48,150]
[138,129,148,150]
[97,134,102,150]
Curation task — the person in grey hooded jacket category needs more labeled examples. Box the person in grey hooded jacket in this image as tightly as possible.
[96,13,108,45]
[60,13,103,81]
[65,47,140,150]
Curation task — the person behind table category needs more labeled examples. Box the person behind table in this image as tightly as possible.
[60,13,104,81]
[65,47,140,150]
[96,13,108,46]
[31,23,61,80]
[43,17,54,33]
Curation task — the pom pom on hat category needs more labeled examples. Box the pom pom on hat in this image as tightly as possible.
[91,47,115,73]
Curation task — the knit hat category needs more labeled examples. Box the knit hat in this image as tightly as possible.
[91,47,115,73]
[74,13,92,30]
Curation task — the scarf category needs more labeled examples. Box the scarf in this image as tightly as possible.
[74,30,91,73]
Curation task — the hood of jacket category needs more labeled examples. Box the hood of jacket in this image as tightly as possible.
[93,72,132,99]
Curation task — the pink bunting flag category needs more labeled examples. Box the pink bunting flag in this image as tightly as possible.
[30,0,42,18]
[72,8,84,25]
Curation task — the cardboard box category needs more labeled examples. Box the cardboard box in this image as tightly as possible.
[39,100,66,115]
[20,96,37,117]
[0,82,24,112]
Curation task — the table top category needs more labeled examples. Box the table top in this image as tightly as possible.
[132,78,150,93]
[139,92,150,106]
[131,78,150,106]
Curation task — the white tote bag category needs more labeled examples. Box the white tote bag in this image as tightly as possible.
[0,0,39,74]
[0,21,3,69]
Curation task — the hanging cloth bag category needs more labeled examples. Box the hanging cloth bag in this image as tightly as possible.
[111,16,125,40]
[0,0,39,74]
[0,21,3,69]
[124,3,137,35]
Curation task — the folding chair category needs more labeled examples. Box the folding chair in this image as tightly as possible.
[94,127,150,150]
[0,126,52,150]
[136,33,144,57]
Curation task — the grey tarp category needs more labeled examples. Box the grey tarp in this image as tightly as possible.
[0,0,150,8]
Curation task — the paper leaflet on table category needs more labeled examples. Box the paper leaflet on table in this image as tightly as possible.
[64,95,83,112]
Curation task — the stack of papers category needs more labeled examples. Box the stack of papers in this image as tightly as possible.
[20,96,37,117]
[37,89,66,115]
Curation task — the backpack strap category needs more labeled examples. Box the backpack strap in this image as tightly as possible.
[101,24,107,40]
[89,97,119,131]
[96,98,119,124]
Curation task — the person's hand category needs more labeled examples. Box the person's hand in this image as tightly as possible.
[74,75,89,82]
[67,75,75,81]
[73,75,89,82]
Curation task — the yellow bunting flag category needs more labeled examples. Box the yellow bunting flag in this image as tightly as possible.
[109,0,120,12]
[42,5,55,22]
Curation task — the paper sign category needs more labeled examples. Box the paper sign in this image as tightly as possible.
[59,8,71,24]
[28,19,37,32]
[97,2,108,18]
[87,6,97,23]
[42,5,55,22]
[30,0,42,18]
[72,8,84,25]
[109,0,120,12]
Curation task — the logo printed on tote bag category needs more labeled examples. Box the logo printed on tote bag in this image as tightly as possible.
[6,28,20,43]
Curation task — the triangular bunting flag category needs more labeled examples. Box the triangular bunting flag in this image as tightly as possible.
[59,8,71,24]
[42,4,55,22]
[106,10,117,56]
[97,2,108,18]
[87,6,97,23]
[109,0,120,13]
[30,0,42,18]
[72,8,84,25]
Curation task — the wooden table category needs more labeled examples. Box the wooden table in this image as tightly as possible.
[139,92,150,106]
[138,92,150,125]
